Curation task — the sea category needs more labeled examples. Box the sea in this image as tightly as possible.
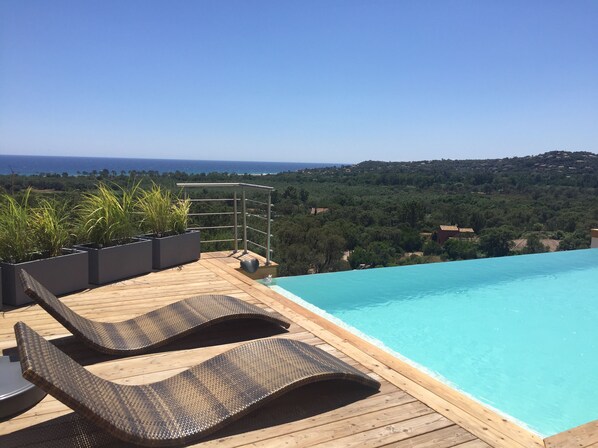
[0,155,339,176]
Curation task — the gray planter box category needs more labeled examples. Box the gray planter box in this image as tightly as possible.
[76,238,152,285]
[1,249,89,307]
[146,230,201,270]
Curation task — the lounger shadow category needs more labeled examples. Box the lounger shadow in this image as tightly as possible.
[19,269,290,356]
[15,322,381,447]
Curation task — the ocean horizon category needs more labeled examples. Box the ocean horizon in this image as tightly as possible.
[0,154,340,176]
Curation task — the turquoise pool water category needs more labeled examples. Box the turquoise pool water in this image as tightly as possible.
[272,249,598,436]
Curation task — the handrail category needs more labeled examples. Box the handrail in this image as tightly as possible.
[177,182,274,265]
[188,198,236,202]
[189,211,239,216]
[177,182,274,191]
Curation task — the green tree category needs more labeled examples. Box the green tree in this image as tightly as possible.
[400,200,426,228]
[479,228,514,257]
[522,235,547,254]
[443,239,478,260]
[399,228,423,252]
[299,188,309,203]
[422,240,443,256]
[307,228,346,273]
[348,242,396,268]
[348,247,369,269]
[558,231,590,251]
[282,186,298,200]
[469,211,486,232]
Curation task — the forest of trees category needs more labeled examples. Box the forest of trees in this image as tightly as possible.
[1,150,597,276]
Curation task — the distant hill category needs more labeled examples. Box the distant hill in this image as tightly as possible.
[352,150,597,174]
[298,151,598,189]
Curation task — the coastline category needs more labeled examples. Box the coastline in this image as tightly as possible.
[0,154,340,176]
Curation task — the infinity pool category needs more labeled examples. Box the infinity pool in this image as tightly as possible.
[271,249,598,436]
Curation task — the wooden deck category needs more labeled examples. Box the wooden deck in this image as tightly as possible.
[0,251,591,447]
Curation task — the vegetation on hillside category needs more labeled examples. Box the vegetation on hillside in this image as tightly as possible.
[1,150,597,275]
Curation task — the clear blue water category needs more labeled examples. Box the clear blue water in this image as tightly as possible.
[0,154,338,175]
[273,249,598,436]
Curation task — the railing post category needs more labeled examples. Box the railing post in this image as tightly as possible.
[266,190,272,265]
[242,188,248,254]
[233,191,238,252]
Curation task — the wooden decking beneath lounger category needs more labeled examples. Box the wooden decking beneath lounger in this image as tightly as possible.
[1,251,592,447]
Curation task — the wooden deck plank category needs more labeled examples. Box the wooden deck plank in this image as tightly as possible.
[237,402,437,448]
[390,425,478,448]
[307,413,455,448]
[544,420,598,448]
[197,390,415,447]
[452,440,494,448]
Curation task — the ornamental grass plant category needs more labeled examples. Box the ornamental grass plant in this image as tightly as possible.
[31,199,72,258]
[0,189,73,263]
[0,189,35,263]
[136,184,190,237]
[78,183,140,247]
[171,196,190,235]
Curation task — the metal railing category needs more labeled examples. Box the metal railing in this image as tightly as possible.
[177,183,274,265]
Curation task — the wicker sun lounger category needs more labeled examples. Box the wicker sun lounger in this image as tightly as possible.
[15,322,380,447]
[19,269,290,355]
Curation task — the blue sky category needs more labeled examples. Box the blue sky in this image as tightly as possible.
[1,1,597,163]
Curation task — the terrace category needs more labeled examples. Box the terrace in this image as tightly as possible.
[0,250,505,448]
[8,248,595,447]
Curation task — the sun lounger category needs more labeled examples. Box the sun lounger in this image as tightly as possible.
[14,322,380,446]
[19,269,290,355]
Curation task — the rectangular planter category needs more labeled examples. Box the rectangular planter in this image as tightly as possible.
[1,249,89,307]
[75,238,152,285]
[146,230,201,270]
